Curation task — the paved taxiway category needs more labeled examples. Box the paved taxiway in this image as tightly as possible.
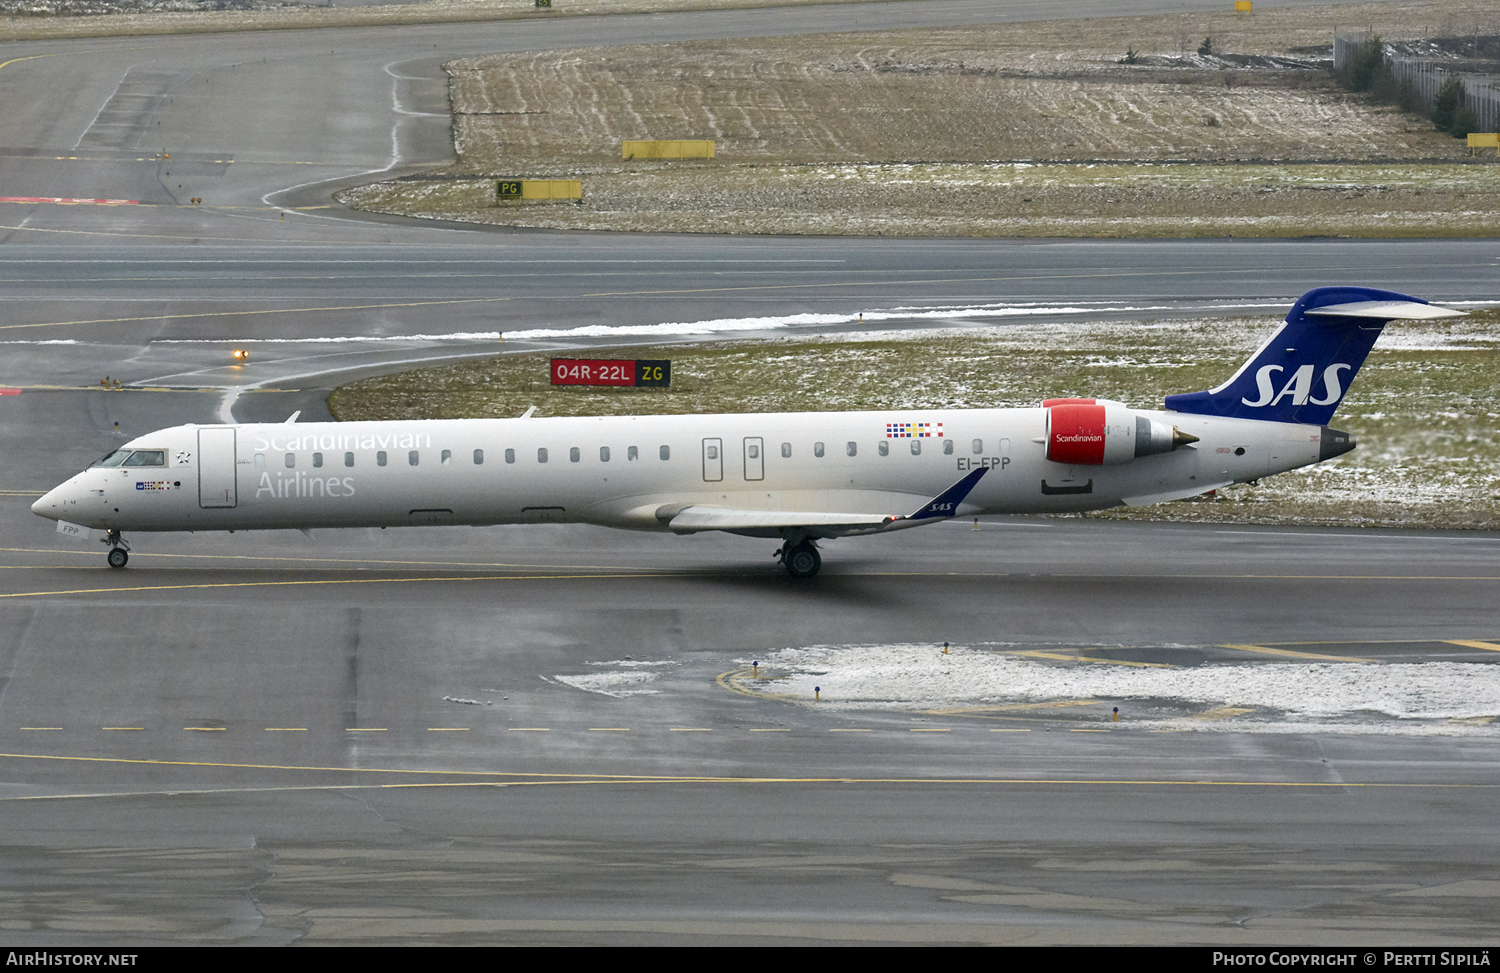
[0,0,1498,946]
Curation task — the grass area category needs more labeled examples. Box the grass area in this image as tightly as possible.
[329,307,1500,529]
[337,0,1500,238]
[342,161,1500,238]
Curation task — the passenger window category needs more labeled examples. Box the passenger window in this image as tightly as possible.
[781,443,791,458]
[846,441,857,457]
[473,449,484,465]
[570,447,580,463]
[538,448,548,464]
[706,445,718,460]
[122,450,165,467]
[505,448,515,464]
[254,453,265,469]
[441,449,452,465]
[600,446,610,462]
[344,452,355,468]
[972,439,983,454]
[377,451,387,466]
[814,442,825,458]
[659,445,670,461]
[878,441,889,456]
[313,452,323,468]
[628,446,639,461]
[748,444,759,459]
[911,440,921,456]
[409,450,419,466]
[943,440,954,455]
[285,453,295,468]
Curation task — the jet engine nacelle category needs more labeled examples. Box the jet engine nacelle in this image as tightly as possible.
[1043,399,1194,466]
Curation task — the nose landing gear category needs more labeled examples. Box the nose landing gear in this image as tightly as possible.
[103,530,131,569]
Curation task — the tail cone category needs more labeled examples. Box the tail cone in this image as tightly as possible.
[1172,427,1199,449]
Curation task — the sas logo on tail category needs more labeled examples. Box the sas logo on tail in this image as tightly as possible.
[1241,363,1352,409]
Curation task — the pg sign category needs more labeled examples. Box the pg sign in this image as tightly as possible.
[551,359,670,388]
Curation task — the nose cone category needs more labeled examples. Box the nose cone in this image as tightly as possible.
[32,485,64,520]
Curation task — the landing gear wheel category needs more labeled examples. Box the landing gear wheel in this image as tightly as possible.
[107,547,129,569]
[783,542,821,579]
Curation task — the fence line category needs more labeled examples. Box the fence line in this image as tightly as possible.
[1334,30,1499,133]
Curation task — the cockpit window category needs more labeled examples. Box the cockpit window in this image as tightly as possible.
[121,450,166,467]
[96,450,129,467]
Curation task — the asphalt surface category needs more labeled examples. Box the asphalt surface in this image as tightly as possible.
[0,0,1497,947]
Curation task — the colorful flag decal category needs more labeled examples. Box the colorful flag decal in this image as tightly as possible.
[885,422,944,438]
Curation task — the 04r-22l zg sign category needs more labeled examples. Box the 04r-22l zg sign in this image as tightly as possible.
[550,359,671,387]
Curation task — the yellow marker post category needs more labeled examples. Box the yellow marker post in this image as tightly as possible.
[1234,0,1251,11]
[815,686,821,702]
[1467,133,1499,156]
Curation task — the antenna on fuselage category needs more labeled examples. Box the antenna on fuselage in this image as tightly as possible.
[284,411,300,424]
[519,405,537,419]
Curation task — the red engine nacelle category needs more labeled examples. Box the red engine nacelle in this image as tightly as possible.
[1045,401,1192,465]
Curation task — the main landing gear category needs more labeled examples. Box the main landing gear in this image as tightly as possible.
[104,530,130,569]
[776,539,821,579]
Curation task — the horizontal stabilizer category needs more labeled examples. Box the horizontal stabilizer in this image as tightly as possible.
[1306,300,1463,321]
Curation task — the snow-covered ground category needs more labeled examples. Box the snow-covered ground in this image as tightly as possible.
[727,643,1500,736]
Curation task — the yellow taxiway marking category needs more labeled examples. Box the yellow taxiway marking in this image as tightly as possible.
[345,728,386,732]
[509,728,550,732]
[1446,640,1500,653]
[427,728,469,732]
[0,385,296,394]
[910,728,952,732]
[0,296,517,333]
[669,728,712,732]
[20,727,62,731]
[0,266,1419,334]
[265,728,306,732]
[829,728,871,732]
[0,572,679,600]
[1220,643,1374,663]
[0,491,45,496]
[184,727,225,732]
[1070,729,1111,733]
[103,727,143,731]
[748,728,790,732]
[989,728,1032,733]
[1,751,1497,798]
[1013,649,1175,668]
[588,728,630,732]
[0,546,667,573]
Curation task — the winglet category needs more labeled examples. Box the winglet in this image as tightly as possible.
[904,467,989,522]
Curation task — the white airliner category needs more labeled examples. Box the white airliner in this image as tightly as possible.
[33,287,1460,578]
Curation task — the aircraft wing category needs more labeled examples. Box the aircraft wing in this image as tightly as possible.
[659,467,989,538]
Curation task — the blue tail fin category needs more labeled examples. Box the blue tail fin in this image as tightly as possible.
[1165,286,1432,425]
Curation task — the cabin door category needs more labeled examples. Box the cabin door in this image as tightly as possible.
[702,438,723,482]
[198,427,237,508]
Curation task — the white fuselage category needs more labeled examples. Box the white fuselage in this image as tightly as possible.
[34,407,1324,535]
